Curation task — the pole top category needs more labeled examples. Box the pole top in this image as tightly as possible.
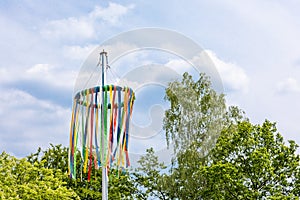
[100,49,107,55]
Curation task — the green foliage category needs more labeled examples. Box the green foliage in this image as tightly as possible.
[1,71,299,199]
[164,72,228,157]
[133,148,170,199]
[203,120,300,199]
[27,144,68,173]
[135,72,300,199]
[0,152,78,199]
[162,72,233,199]
[27,144,137,199]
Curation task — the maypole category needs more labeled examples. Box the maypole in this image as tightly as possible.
[68,50,135,200]
[100,50,108,200]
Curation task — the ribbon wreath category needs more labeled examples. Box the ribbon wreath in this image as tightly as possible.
[68,85,135,180]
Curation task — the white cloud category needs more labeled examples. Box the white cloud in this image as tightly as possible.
[26,63,53,74]
[165,58,195,75]
[277,78,300,93]
[0,64,76,99]
[164,50,249,93]
[90,3,135,24]
[25,64,77,89]
[223,1,300,62]
[63,44,98,60]
[205,50,249,93]
[0,68,9,83]
[0,89,71,157]
[40,3,135,41]
[41,17,95,40]
[1,88,54,110]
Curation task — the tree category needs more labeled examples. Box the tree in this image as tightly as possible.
[164,72,228,157]
[136,72,300,199]
[201,120,300,199]
[27,144,68,174]
[133,148,170,200]
[162,72,231,199]
[0,152,78,199]
[28,144,138,199]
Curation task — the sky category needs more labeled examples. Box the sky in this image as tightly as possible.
[0,0,300,159]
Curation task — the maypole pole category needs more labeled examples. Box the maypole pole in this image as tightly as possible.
[68,49,135,199]
[100,50,108,200]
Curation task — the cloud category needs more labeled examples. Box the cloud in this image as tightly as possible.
[164,50,249,93]
[0,88,71,157]
[0,68,10,83]
[222,1,300,62]
[0,63,77,107]
[204,50,249,93]
[90,3,135,24]
[40,3,135,41]
[25,64,77,89]
[26,63,53,74]
[63,44,98,61]
[40,17,95,40]
[277,78,300,93]
[165,58,195,75]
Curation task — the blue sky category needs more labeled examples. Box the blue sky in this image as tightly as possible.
[1,0,300,158]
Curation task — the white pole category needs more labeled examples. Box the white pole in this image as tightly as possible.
[100,50,108,200]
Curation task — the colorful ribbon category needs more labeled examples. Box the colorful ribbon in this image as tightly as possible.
[68,85,135,180]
